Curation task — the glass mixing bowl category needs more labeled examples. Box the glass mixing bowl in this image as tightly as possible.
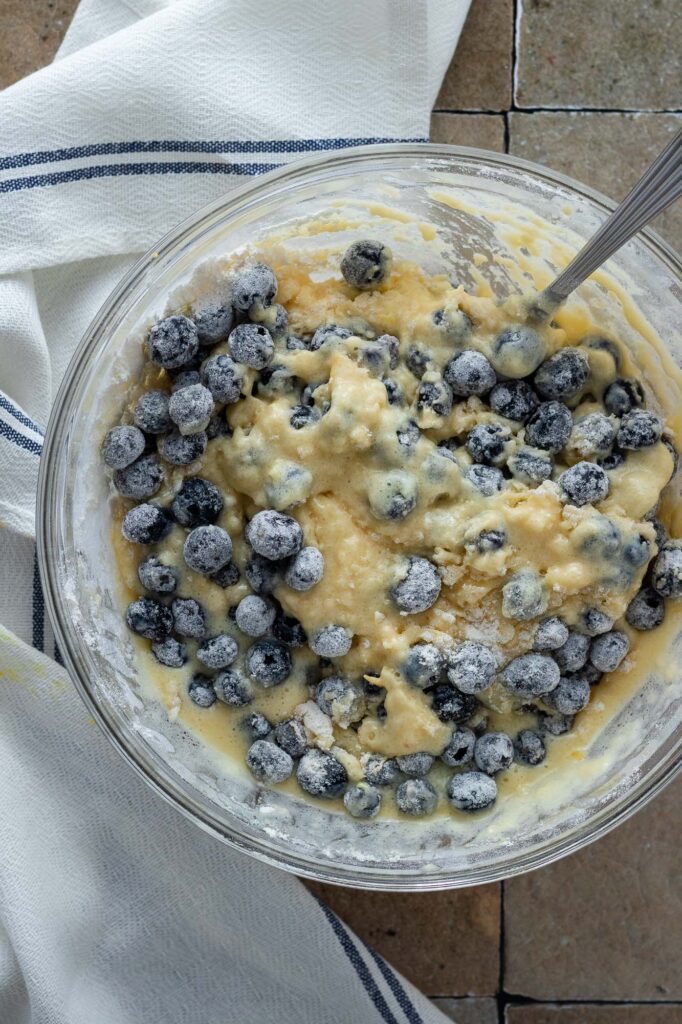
[37,145,682,891]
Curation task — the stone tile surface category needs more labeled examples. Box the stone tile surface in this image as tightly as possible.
[509,111,682,247]
[506,1006,682,1023]
[435,0,513,112]
[0,0,78,88]
[307,882,501,997]
[516,0,682,110]
[431,113,506,152]
[505,774,682,1001]
[434,996,499,1023]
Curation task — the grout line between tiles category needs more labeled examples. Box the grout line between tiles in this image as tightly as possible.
[503,996,682,1007]
[433,107,682,116]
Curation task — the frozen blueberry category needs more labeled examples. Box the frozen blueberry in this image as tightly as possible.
[244,553,282,594]
[285,334,308,351]
[102,425,145,469]
[171,477,223,528]
[617,409,663,450]
[489,380,539,423]
[405,345,431,379]
[272,612,307,647]
[396,418,421,452]
[340,239,391,289]
[383,378,403,406]
[569,413,616,457]
[466,423,512,466]
[284,546,324,591]
[188,674,216,708]
[446,771,497,812]
[604,377,644,416]
[362,754,400,787]
[170,370,202,392]
[228,323,274,369]
[501,653,560,698]
[114,455,164,499]
[368,469,418,521]
[125,597,173,640]
[440,726,476,767]
[134,389,171,434]
[344,782,381,819]
[171,597,206,639]
[560,462,609,507]
[157,430,207,466]
[395,778,438,816]
[235,595,276,637]
[447,642,497,695]
[467,464,504,496]
[431,683,478,723]
[274,718,308,758]
[151,637,186,668]
[247,739,293,783]
[508,446,553,484]
[210,561,241,588]
[168,383,214,435]
[358,335,399,376]
[205,414,232,440]
[310,625,353,658]
[403,643,445,689]
[444,349,497,397]
[651,543,682,598]
[232,263,277,313]
[514,729,546,766]
[544,675,591,714]
[474,732,513,775]
[297,748,348,798]
[391,556,441,614]
[122,503,172,545]
[148,315,199,369]
[290,404,320,430]
[540,711,575,736]
[622,533,652,568]
[310,324,352,351]
[589,630,630,672]
[626,586,666,630]
[525,401,572,453]
[246,510,303,560]
[138,554,178,594]
[645,512,668,550]
[579,608,614,636]
[258,363,299,396]
[214,668,253,706]
[197,633,239,669]
[192,302,234,345]
[245,639,292,687]
[502,569,547,621]
[417,377,453,418]
[534,616,569,651]
[466,528,506,554]
[396,752,434,777]
[243,712,272,740]
[599,448,626,471]
[534,348,589,400]
[183,525,232,574]
[201,353,245,404]
[491,325,545,378]
[432,305,473,343]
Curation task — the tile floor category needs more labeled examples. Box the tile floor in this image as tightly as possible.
[2,2,681,1021]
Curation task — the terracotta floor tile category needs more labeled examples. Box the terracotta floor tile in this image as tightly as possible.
[430,113,506,152]
[435,0,513,112]
[506,1005,682,1023]
[0,0,78,88]
[433,996,499,1023]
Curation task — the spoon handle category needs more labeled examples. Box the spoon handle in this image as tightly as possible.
[543,129,682,307]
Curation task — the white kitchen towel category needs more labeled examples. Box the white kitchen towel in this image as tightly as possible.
[0,1,471,1021]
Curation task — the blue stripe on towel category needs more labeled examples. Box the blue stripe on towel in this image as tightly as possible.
[0,418,42,455]
[0,395,44,436]
[0,161,282,194]
[32,550,45,652]
[366,946,424,1024]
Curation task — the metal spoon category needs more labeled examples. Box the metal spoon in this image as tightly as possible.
[540,128,682,309]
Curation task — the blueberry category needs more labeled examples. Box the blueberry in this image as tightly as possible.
[465,528,506,554]
[589,630,630,672]
[274,718,308,758]
[151,637,186,668]
[405,345,431,379]
[344,782,381,818]
[502,569,547,621]
[362,754,401,786]
[617,410,663,450]
[417,377,453,418]
[148,315,199,369]
[122,503,172,544]
[214,668,253,707]
[232,263,277,313]
[258,363,299,396]
[188,674,216,708]
[525,401,572,453]
[651,543,682,598]
[246,510,303,560]
[383,378,403,405]
[622,533,651,568]
[579,335,621,372]
[251,302,288,341]
[296,748,348,798]
[626,586,666,630]
[431,683,478,723]
[310,324,353,351]
[578,514,622,559]
[514,729,546,766]
[501,653,560,697]
[466,423,512,466]
[192,302,234,345]
[228,323,274,369]
[290,404,320,430]
[395,778,438,816]
[604,377,644,416]
[272,612,307,647]
[245,639,292,687]
[243,712,272,740]
[396,418,421,452]
[569,413,616,457]
[138,554,178,594]
[446,771,497,811]
[579,608,614,637]
[284,546,324,591]
[599,448,626,471]
[466,464,504,496]
[246,739,293,783]
[183,525,232,574]
[544,675,591,714]
[310,625,353,658]
[197,633,239,669]
[394,752,433,777]
[444,350,497,397]
[440,726,476,767]
[447,642,497,694]
[533,616,569,651]
[534,348,589,400]
[491,325,545,378]
[540,711,575,736]
[403,643,445,689]
[489,380,539,423]
[340,239,391,289]
[235,595,276,637]
[102,425,146,469]
[368,469,418,521]
[125,597,173,640]
[170,370,202,392]
[474,732,513,775]
[157,430,207,466]
[507,446,553,484]
[559,462,610,507]
[244,553,282,594]
[210,561,241,588]
[391,556,441,614]
[201,353,245,404]
[577,662,603,685]
[286,334,308,351]
[134,389,171,434]
[114,454,164,499]
[171,477,223,528]
[171,597,207,638]
[359,335,399,376]
[432,305,473,343]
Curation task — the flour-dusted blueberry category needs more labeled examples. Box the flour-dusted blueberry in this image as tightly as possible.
[192,301,234,345]
[114,454,164,499]
[391,556,441,614]
[589,630,630,672]
[171,477,224,528]
[395,778,438,816]
[368,468,418,521]
[257,363,299,396]
[466,528,506,554]
[228,323,274,370]
[467,464,505,496]
[553,630,590,673]
[310,625,354,658]
[340,239,391,290]
[244,553,281,594]
[525,401,572,453]
[246,739,293,783]
[383,378,403,406]
[579,607,614,636]
[534,616,569,651]
[244,712,272,740]
[431,683,478,723]
[274,718,308,758]
[432,305,473,343]
[502,569,548,621]
[362,754,401,787]
[170,370,202,392]
[183,524,232,574]
[102,425,146,469]
[168,383,214,435]
[544,675,591,714]
[272,611,307,647]
[626,586,666,630]
[474,732,514,775]
[246,509,303,560]
[396,752,434,777]
[444,349,497,397]
[188,674,216,708]
[540,711,575,736]
[466,423,512,466]
[491,325,545,378]
[284,546,324,591]
[290,404,321,430]
[508,446,553,484]
[447,642,497,695]
[125,597,173,640]
[197,633,239,669]
[405,345,431,379]
[157,430,207,466]
[214,668,253,706]
[151,637,186,668]
[232,263,277,313]
[250,302,288,342]
[201,353,245,405]
[651,542,682,598]
[210,561,241,588]
[569,413,617,458]
[344,782,381,819]
[122,504,172,545]
[534,348,590,400]
[617,409,663,450]
[134,389,171,434]
[446,771,497,812]
[171,597,207,639]
[578,514,622,560]
[396,418,421,453]
[604,377,644,416]
[501,653,560,697]
[235,595,276,637]
[310,324,353,351]
[285,334,308,351]
[417,376,453,418]
[148,315,199,369]
[441,726,476,767]
[376,333,400,369]
[403,643,445,689]
[622,532,652,568]
[489,380,539,423]
[297,748,348,798]
[599,448,626,471]
[245,638,292,687]
[138,555,178,594]
[514,729,546,766]
[359,336,399,376]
